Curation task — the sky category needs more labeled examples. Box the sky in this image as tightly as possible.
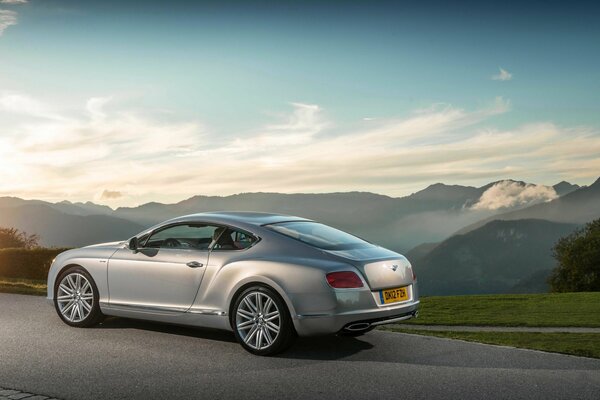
[0,0,599,207]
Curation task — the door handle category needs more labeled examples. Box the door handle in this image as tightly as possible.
[186,261,204,268]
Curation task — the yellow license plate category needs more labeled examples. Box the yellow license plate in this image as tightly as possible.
[380,286,409,304]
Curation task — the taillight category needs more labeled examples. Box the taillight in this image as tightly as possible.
[326,271,364,288]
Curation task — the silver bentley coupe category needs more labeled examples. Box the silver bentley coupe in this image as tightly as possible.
[47,212,419,355]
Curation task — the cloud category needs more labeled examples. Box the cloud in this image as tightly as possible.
[492,67,513,81]
[0,9,17,35]
[472,181,558,210]
[100,190,123,200]
[0,1,28,4]
[0,92,599,206]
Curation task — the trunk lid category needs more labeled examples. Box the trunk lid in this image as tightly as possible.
[324,246,414,290]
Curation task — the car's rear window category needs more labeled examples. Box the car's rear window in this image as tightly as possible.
[266,221,373,250]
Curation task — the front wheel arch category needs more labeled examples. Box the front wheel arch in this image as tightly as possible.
[53,263,86,298]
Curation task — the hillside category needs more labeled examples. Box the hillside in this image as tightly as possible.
[412,219,579,296]
[0,204,144,248]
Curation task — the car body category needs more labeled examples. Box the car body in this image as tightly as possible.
[48,212,419,355]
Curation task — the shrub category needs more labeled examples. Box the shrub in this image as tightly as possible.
[548,218,600,292]
[0,227,40,249]
[0,248,71,280]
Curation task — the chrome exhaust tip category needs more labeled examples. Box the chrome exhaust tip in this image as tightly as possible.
[345,322,371,331]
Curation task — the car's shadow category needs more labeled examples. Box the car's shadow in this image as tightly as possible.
[95,316,373,360]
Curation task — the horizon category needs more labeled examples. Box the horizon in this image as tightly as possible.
[3,175,596,209]
[1,0,599,207]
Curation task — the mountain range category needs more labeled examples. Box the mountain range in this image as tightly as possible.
[0,177,597,295]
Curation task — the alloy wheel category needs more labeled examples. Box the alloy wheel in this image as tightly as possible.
[235,291,281,350]
[57,273,94,323]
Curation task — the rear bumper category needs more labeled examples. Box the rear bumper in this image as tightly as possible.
[293,298,420,336]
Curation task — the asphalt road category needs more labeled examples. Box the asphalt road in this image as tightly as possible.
[1,293,599,400]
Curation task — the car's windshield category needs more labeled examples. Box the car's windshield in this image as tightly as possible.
[266,221,373,251]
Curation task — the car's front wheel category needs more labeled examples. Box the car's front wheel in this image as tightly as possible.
[54,266,104,327]
[232,285,296,356]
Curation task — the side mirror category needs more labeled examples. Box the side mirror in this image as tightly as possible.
[128,237,138,251]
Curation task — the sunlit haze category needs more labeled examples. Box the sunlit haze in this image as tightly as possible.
[1,0,599,207]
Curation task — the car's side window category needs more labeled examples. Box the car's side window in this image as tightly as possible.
[211,227,257,251]
[144,224,220,250]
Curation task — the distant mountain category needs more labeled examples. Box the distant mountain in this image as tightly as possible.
[50,201,113,217]
[0,204,144,248]
[0,178,587,252]
[553,181,580,196]
[457,178,600,235]
[412,219,579,296]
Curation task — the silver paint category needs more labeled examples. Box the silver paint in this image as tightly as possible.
[47,212,419,336]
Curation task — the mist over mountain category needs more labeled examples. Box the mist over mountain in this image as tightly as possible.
[457,177,600,235]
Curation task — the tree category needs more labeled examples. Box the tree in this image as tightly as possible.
[548,218,600,292]
[0,227,40,249]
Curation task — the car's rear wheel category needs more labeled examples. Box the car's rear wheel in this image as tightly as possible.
[232,285,296,356]
[54,266,104,327]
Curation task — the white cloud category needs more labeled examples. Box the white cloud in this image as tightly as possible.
[492,67,513,81]
[472,181,558,210]
[0,1,28,4]
[0,9,17,36]
[0,92,599,206]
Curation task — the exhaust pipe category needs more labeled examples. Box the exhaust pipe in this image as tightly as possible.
[345,322,371,331]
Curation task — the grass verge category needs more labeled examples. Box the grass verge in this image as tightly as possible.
[382,327,600,359]
[0,277,47,296]
[408,292,600,327]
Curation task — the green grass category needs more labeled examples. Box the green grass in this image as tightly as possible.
[0,277,47,296]
[408,292,600,327]
[384,328,600,359]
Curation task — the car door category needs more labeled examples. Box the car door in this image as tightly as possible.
[107,223,219,312]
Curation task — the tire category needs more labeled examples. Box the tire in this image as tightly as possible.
[54,266,104,328]
[231,285,296,356]
[338,326,375,337]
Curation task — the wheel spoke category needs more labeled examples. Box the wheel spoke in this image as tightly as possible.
[80,300,92,312]
[61,300,76,313]
[59,284,73,295]
[265,312,279,322]
[237,309,254,319]
[244,324,259,344]
[80,281,90,294]
[237,320,255,330]
[243,297,257,314]
[263,326,273,345]
[57,295,71,300]
[256,328,263,350]
[67,275,77,290]
[263,298,272,314]
[266,321,280,334]
[69,302,77,320]
[256,293,263,313]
